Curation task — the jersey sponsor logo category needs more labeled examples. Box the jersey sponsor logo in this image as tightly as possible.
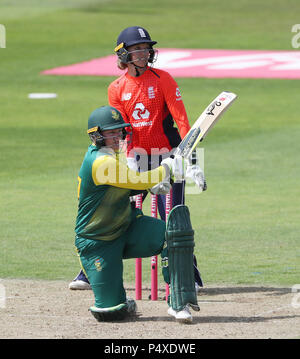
[132,102,150,120]
[131,121,152,128]
[148,86,155,99]
[122,92,132,101]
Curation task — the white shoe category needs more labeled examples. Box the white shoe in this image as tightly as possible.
[69,270,91,290]
[167,305,193,324]
[195,282,201,293]
[69,279,91,290]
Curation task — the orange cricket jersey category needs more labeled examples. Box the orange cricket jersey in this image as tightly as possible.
[108,67,190,154]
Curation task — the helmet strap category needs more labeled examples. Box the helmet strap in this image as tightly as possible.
[134,64,141,77]
[133,63,148,77]
[89,131,105,148]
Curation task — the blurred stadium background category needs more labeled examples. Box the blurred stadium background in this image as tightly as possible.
[0,0,299,287]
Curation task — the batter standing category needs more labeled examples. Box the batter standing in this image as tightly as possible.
[108,26,192,215]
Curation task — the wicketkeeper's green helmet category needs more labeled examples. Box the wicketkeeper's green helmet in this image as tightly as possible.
[87,106,131,147]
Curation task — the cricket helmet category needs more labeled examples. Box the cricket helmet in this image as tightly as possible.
[87,106,131,147]
[114,26,157,64]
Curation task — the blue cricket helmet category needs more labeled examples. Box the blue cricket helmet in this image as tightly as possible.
[114,26,157,64]
[116,26,157,49]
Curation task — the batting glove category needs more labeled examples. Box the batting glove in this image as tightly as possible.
[185,150,207,191]
[186,164,207,191]
[149,158,173,195]
[161,155,184,182]
[150,180,172,195]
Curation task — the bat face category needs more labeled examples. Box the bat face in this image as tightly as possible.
[198,92,237,142]
[206,100,222,116]
[176,127,200,158]
[175,91,237,159]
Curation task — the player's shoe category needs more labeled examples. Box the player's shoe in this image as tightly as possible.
[69,270,91,290]
[167,305,193,324]
[195,282,201,293]
[126,298,137,315]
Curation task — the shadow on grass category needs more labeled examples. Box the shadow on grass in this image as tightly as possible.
[200,286,291,296]
[134,313,300,324]
[125,285,292,298]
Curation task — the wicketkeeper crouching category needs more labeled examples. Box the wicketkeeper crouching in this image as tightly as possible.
[74,106,206,323]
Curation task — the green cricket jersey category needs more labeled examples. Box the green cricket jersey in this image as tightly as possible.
[75,145,166,241]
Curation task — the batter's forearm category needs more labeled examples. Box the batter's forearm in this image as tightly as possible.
[92,155,166,190]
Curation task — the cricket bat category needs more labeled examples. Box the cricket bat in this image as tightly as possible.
[174,91,237,159]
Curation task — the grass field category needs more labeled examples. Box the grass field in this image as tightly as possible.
[0,0,299,287]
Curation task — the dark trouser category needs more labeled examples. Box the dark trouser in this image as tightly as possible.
[157,181,185,221]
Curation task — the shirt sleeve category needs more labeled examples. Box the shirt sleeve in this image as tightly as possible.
[91,155,166,190]
[159,71,191,139]
[108,81,129,123]
[108,81,134,154]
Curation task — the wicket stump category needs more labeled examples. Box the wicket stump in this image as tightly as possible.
[135,194,143,300]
